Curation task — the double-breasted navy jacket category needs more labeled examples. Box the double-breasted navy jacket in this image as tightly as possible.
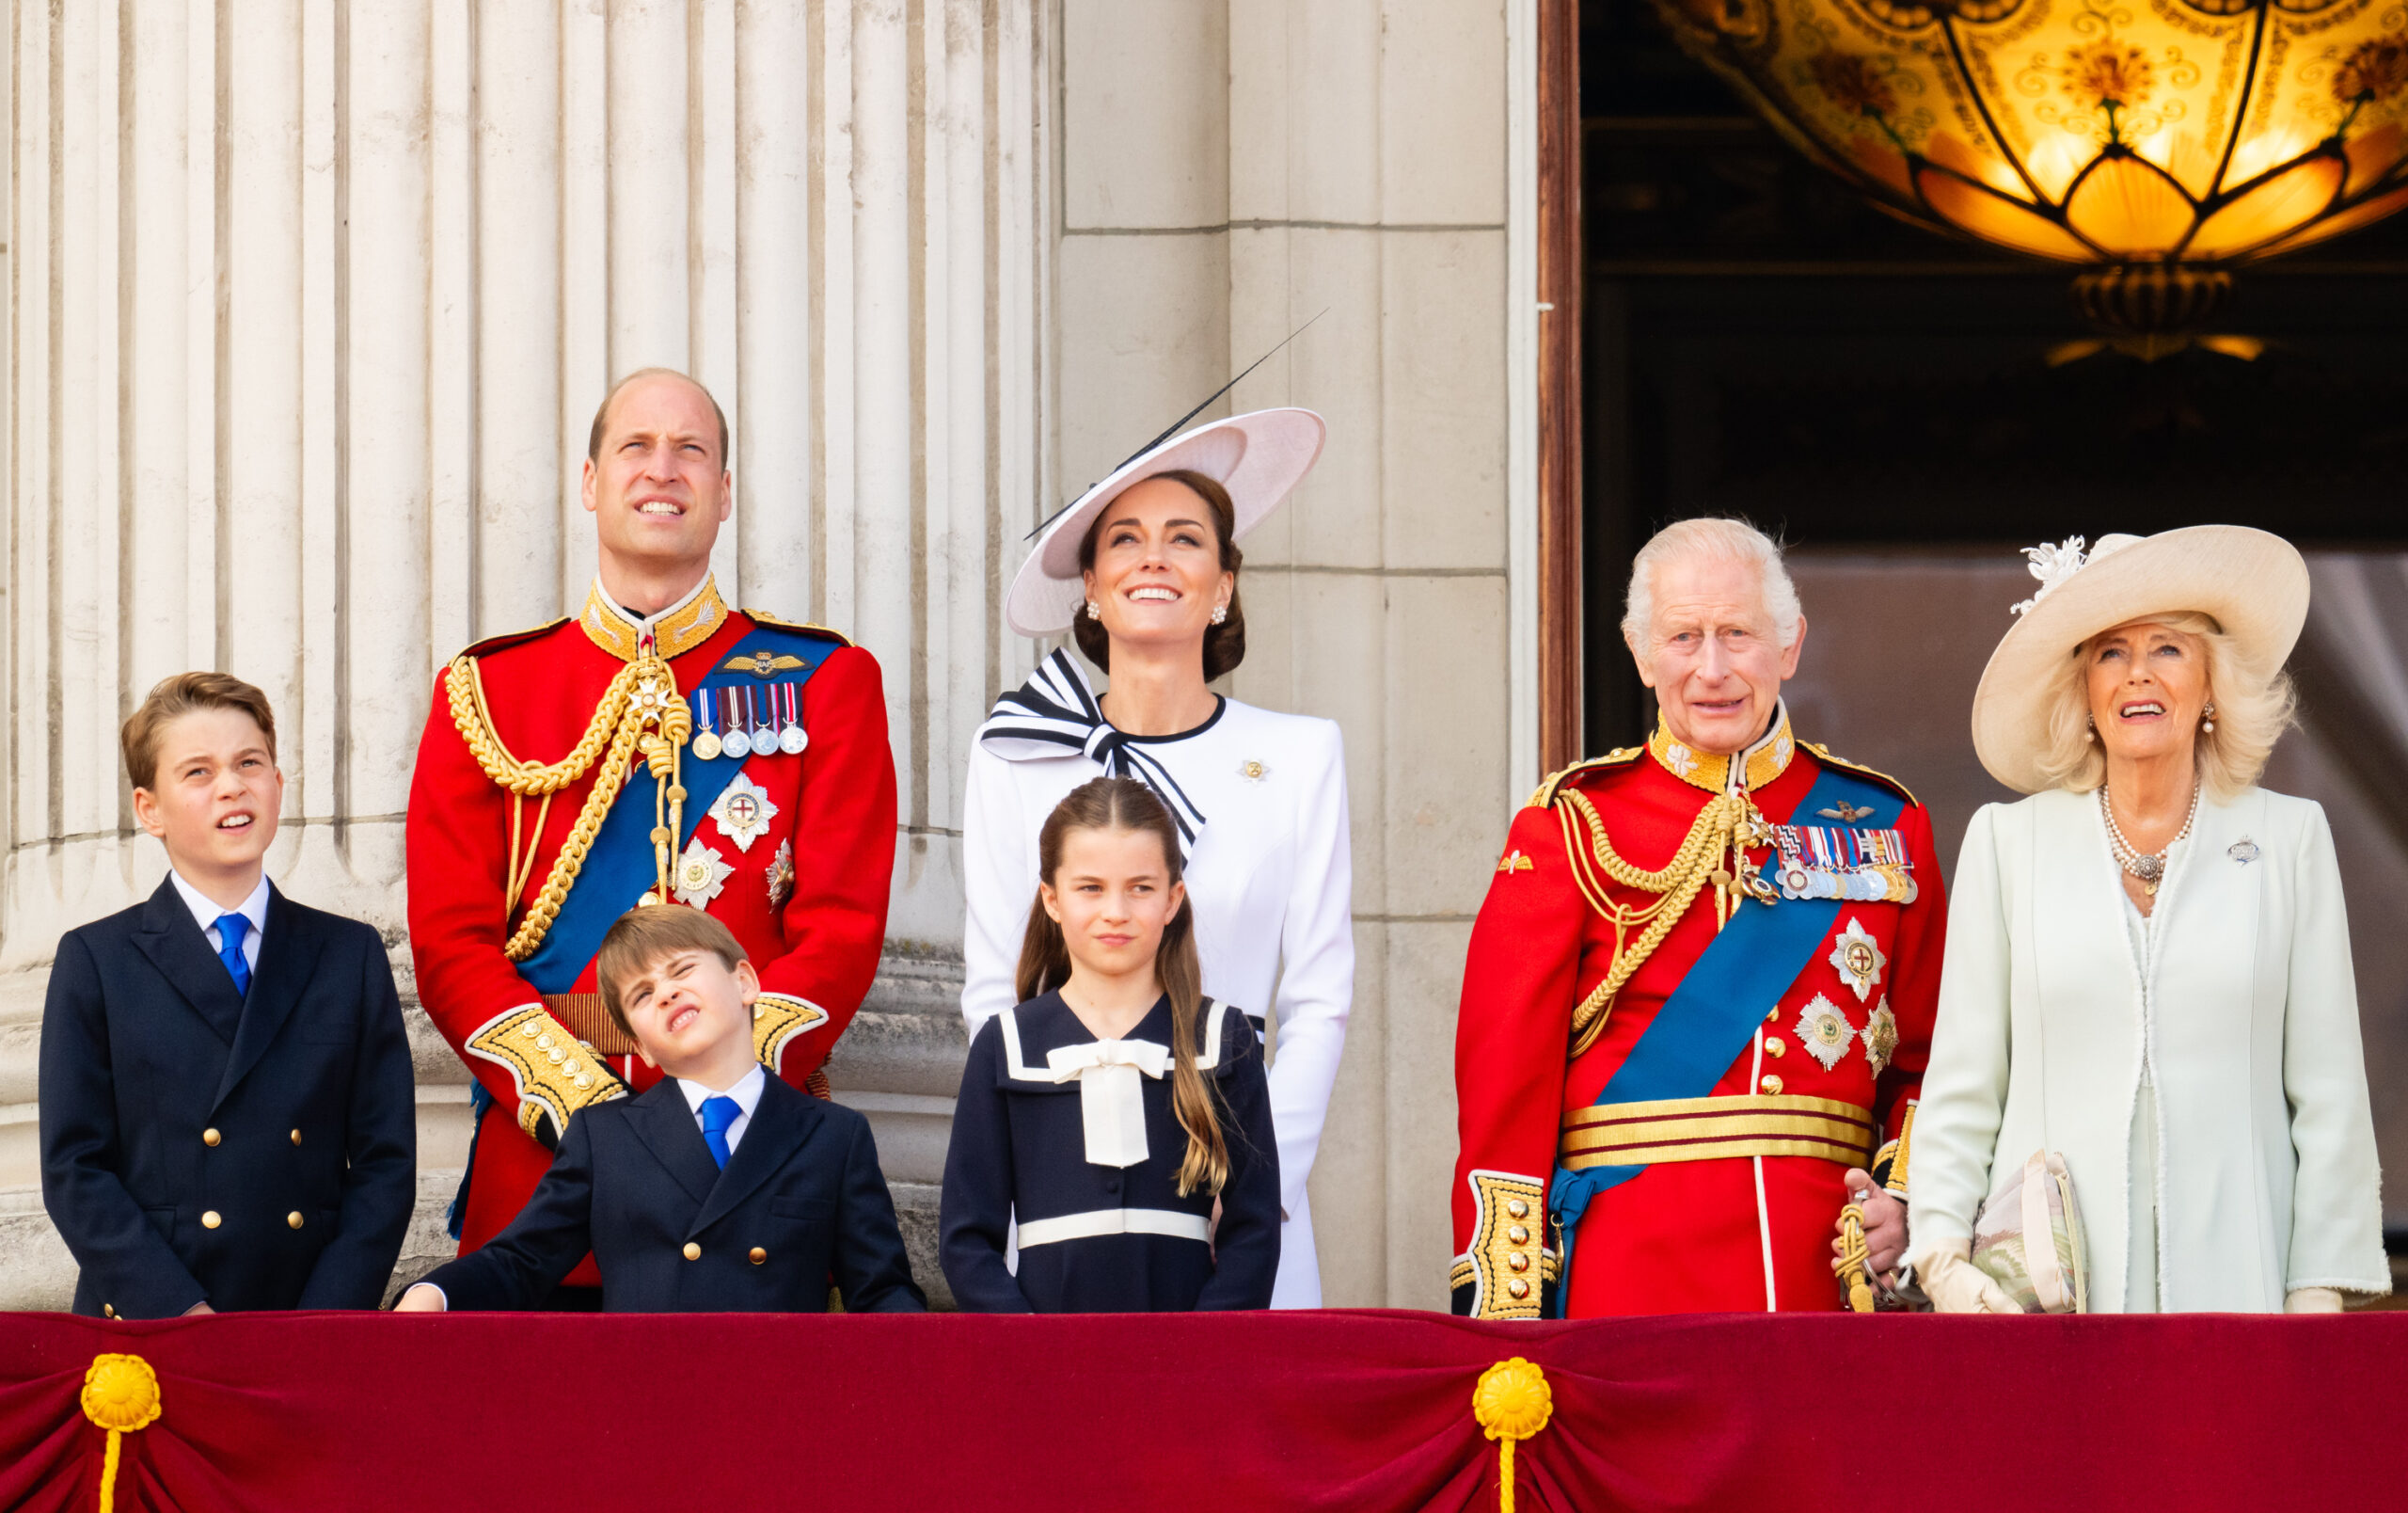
[940,992,1280,1313]
[40,877,419,1317]
[418,1072,926,1313]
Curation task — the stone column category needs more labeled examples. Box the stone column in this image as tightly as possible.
[0,0,1052,1306]
[1057,0,1521,1307]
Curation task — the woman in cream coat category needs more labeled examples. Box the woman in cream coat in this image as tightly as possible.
[962,408,1351,1309]
[1908,527,2388,1314]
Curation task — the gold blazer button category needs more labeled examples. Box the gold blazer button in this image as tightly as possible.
[201,1211,222,1229]
[202,1128,221,1147]
[749,1248,768,1265]
[287,1211,305,1230]
[683,1242,702,1261]
[290,1130,303,1146]
[1764,1038,1786,1059]
[1759,1075,1784,1095]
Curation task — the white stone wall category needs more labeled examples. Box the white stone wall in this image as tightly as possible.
[3,1,1530,1311]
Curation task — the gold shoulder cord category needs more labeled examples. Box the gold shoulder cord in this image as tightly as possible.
[446,651,694,961]
[1554,788,1777,1057]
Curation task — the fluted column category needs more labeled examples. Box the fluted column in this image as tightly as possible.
[0,0,1054,1305]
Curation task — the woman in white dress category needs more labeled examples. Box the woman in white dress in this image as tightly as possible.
[961,408,1352,1308]
[1907,526,2388,1314]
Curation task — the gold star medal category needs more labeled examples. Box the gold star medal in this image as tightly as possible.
[1828,916,1887,1003]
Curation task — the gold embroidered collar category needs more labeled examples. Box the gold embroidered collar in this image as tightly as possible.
[1648,702,1797,795]
[578,575,728,662]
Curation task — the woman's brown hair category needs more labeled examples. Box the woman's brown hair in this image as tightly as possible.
[1072,469,1247,683]
[1015,776,1230,1196]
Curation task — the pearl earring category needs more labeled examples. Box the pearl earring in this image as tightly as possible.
[2084,716,2096,743]
[2202,701,2217,734]
[1211,605,1228,626]
[1085,599,1101,621]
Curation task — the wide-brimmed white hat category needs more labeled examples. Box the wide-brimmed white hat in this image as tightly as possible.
[1006,407,1326,636]
[1971,525,2308,793]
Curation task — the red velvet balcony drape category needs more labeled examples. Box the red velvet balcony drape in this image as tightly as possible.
[2,1309,2399,1511]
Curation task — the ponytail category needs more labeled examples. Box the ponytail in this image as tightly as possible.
[1021,776,1231,1196]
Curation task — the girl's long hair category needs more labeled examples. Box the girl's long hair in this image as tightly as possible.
[1016,776,1230,1196]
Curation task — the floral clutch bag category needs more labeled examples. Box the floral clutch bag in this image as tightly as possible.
[1971,1150,2090,1314]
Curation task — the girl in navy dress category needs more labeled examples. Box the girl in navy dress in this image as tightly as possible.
[940,776,1279,1311]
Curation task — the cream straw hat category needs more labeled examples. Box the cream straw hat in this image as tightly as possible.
[1971,525,2309,794]
[1005,407,1325,637]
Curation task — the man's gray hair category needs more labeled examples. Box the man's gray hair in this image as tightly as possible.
[1620,517,1803,649]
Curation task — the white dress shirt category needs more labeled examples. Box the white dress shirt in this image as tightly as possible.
[677,1063,767,1157]
[169,870,270,973]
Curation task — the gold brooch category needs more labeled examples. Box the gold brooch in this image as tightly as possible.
[1817,801,1876,822]
[1238,758,1270,783]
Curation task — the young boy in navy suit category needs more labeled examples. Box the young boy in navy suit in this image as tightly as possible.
[40,673,418,1317]
[395,907,924,1313]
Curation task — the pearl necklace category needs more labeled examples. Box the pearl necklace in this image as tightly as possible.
[2099,783,2199,898]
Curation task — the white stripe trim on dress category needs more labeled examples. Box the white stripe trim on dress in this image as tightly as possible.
[1016,1207,1213,1249]
[998,999,1234,1084]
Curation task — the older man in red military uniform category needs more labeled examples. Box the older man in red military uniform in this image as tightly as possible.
[407,368,895,1298]
[1452,518,1942,1317]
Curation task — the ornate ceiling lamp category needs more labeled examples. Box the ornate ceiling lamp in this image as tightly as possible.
[1650,0,2408,342]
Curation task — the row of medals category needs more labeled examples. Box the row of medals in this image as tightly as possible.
[690,685,807,762]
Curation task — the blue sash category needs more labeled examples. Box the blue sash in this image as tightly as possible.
[516,625,841,992]
[1545,763,1902,1314]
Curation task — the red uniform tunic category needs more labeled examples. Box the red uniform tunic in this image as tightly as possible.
[406,577,896,1282]
[1450,709,1942,1317]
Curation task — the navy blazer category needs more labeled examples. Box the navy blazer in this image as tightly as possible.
[39,877,418,1317]
[940,993,1280,1313]
[418,1073,926,1313]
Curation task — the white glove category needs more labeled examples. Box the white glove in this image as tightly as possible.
[2284,1286,2345,1314]
[1918,1242,2020,1314]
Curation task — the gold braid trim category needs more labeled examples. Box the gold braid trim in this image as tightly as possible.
[1557,788,1774,1057]
[446,652,694,961]
[752,993,832,1075]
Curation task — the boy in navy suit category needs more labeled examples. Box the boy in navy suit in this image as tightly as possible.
[396,907,923,1313]
[40,673,418,1317]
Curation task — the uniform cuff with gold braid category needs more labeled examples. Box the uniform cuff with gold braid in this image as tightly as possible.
[1451,1171,1553,1319]
[463,1004,629,1148]
[751,992,831,1076]
[1873,1101,1917,1198]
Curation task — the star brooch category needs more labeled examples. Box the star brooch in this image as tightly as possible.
[1793,995,1855,1073]
[1828,916,1887,1004]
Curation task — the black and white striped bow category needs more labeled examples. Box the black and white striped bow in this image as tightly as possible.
[976,648,1209,852]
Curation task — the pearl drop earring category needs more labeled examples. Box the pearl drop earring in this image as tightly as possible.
[2084,716,2096,743]
[2202,701,2217,734]
[1085,600,1101,620]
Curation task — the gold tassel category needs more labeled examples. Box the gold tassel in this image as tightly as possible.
[1836,1204,1877,1313]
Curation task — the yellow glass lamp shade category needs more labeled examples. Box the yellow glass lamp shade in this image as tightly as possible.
[1653,0,2408,320]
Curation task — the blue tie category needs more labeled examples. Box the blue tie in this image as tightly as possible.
[213,913,252,998]
[700,1096,740,1170]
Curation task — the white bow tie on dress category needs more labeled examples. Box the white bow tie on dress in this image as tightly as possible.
[1045,1039,1174,1168]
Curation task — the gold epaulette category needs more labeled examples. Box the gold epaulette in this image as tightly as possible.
[1526,746,1644,809]
[452,615,572,663]
[1802,742,1920,808]
[740,609,854,647]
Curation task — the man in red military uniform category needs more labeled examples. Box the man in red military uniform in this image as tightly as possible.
[407,368,896,1297]
[1452,518,1941,1317]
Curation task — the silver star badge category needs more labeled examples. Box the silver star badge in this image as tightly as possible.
[1828,916,1888,1004]
[673,838,735,909]
[1794,995,1855,1073]
[708,771,780,852]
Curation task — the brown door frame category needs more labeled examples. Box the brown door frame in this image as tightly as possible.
[1536,0,1585,774]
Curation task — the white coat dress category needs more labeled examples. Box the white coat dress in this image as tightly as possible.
[961,651,1354,1308]
[1906,785,2388,1312]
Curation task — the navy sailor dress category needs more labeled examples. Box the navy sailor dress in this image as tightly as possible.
[939,992,1280,1312]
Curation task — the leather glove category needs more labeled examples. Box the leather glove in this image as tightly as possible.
[1918,1241,2020,1314]
[2285,1286,2345,1314]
